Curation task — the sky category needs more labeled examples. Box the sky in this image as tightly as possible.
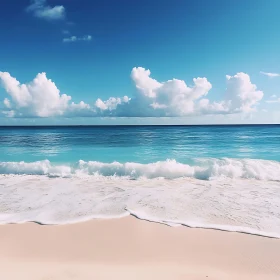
[1,0,280,125]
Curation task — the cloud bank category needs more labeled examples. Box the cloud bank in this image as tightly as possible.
[0,67,264,118]
[96,68,263,117]
[27,0,65,21]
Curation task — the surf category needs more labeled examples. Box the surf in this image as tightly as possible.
[0,157,280,181]
[0,172,279,238]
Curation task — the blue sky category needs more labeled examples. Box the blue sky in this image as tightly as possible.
[1,0,280,125]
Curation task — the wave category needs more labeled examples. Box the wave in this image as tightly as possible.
[1,207,279,238]
[126,209,280,239]
[1,158,280,181]
[0,171,280,238]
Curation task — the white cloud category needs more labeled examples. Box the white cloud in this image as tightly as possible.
[0,68,265,118]
[27,0,65,20]
[198,98,228,114]
[0,71,91,117]
[69,101,90,110]
[2,110,15,118]
[264,94,280,104]
[266,98,280,104]
[224,72,263,113]
[131,67,162,98]
[3,98,11,108]
[260,71,280,78]
[96,68,263,117]
[63,35,92,43]
[124,67,213,116]
[95,97,130,111]
[265,94,280,103]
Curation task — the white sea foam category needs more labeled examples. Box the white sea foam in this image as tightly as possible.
[0,171,280,238]
[1,158,280,181]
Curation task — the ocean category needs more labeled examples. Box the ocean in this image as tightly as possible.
[0,125,280,237]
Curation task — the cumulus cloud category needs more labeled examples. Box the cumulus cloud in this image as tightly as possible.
[63,35,92,43]
[130,67,212,116]
[198,73,263,114]
[224,73,263,113]
[27,0,65,20]
[0,68,264,118]
[96,68,263,117]
[198,99,228,114]
[260,71,280,78]
[0,71,91,117]
[95,97,130,111]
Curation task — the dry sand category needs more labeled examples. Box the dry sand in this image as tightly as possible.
[0,216,279,280]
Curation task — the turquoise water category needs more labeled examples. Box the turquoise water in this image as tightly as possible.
[0,125,280,237]
[1,125,280,164]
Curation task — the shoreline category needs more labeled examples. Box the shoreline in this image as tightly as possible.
[126,209,280,239]
[1,210,279,239]
[0,216,280,280]
[1,174,279,240]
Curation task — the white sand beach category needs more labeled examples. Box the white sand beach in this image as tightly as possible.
[0,216,279,280]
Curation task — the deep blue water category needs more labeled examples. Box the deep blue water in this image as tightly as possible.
[0,125,280,164]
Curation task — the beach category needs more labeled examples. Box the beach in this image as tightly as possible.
[0,216,280,280]
[1,0,280,276]
[1,126,280,279]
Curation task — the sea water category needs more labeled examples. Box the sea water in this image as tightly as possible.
[0,125,280,237]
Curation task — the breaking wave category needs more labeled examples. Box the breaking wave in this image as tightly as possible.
[1,158,280,181]
[1,158,280,238]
